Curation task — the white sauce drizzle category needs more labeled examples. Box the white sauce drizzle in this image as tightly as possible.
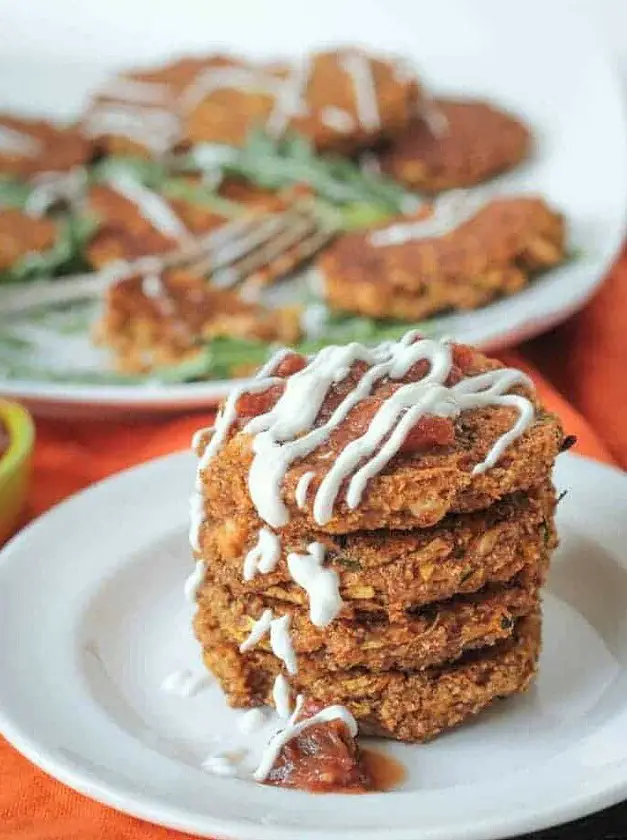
[272,674,293,718]
[238,707,267,734]
[300,303,329,339]
[238,610,298,675]
[243,527,281,581]
[184,560,206,603]
[239,608,273,653]
[191,425,214,455]
[197,377,281,474]
[269,615,298,675]
[340,51,380,130]
[107,173,190,242]
[24,168,87,218]
[192,142,239,170]
[266,58,311,137]
[141,272,164,299]
[253,696,357,781]
[0,125,41,157]
[320,105,355,133]
[161,668,210,698]
[201,332,535,529]
[287,542,342,627]
[294,471,315,510]
[369,189,486,248]
[243,342,375,527]
[188,491,205,551]
[98,76,172,105]
[84,103,179,154]
[181,65,283,112]
[422,98,450,137]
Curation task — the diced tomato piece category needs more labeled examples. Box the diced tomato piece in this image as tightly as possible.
[404,359,430,381]
[451,343,476,374]
[236,384,283,419]
[273,352,308,377]
[399,415,455,453]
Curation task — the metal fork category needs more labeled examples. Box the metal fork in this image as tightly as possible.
[0,199,338,315]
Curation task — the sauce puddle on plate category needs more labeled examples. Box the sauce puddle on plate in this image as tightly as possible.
[360,747,407,792]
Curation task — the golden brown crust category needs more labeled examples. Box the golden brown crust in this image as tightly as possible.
[379,99,531,193]
[93,268,302,374]
[200,612,541,742]
[181,49,421,153]
[199,402,563,536]
[195,566,542,673]
[0,115,92,179]
[202,484,556,618]
[318,197,566,321]
[84,185,228,269]
[0,208,57,271]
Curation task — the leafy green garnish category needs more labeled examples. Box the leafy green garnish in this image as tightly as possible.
[153,338,270,383]
[299,310,434,351]
[90,156,170,190]
[180,129,420,218]
[0,214,97,284]
[0,177,32,210]
[160,179,243,218]
[0,328,35,353]
[149,315,432,383]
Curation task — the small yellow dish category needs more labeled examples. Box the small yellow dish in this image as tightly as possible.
[0,401,35,545]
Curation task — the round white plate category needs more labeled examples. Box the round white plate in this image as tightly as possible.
[1,451,627,839]
[0,0,626,416]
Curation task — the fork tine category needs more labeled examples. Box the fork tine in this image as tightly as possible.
[187,204,309,284]
[202,210,303,276]
[207,208,319,288]
[239,224,336,299]
[161,213,260,270]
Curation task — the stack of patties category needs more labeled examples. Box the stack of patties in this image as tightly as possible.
[190,333,564,743]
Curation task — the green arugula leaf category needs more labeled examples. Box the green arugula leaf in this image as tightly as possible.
[160,179,243,217]
[180,128,420,219]
[0,213,97,284]
[0,177,32,210]
[90,156,170,190]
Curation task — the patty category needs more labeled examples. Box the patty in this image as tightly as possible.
[378,98,531,193]
[200,611,541,742]
[0,115,92,179]
[85,184,229,269]
[93,268,302,374]
[81,55,236,158]
[0,208,57,271]
[201,484,556,619]
[182,49,421,153]
[318,196,566,321]
[196,337,564,535]
[195,561,543,673]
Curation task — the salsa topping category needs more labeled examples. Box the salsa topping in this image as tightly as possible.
[265,700,372,793]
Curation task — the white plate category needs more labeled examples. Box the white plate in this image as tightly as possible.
[0,0,626,417]
[1,451,627,839]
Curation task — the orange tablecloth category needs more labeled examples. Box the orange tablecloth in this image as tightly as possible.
[1,255,626,838]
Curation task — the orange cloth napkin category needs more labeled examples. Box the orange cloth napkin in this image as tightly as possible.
[1,253,626,838]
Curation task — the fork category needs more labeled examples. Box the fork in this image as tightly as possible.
[0,200,338,315]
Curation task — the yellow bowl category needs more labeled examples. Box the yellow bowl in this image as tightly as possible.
[0,401,35,546]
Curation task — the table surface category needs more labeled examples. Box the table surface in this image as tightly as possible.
[524,800,627,839]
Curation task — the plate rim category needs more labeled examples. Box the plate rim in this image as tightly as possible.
[1,451,627,840]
